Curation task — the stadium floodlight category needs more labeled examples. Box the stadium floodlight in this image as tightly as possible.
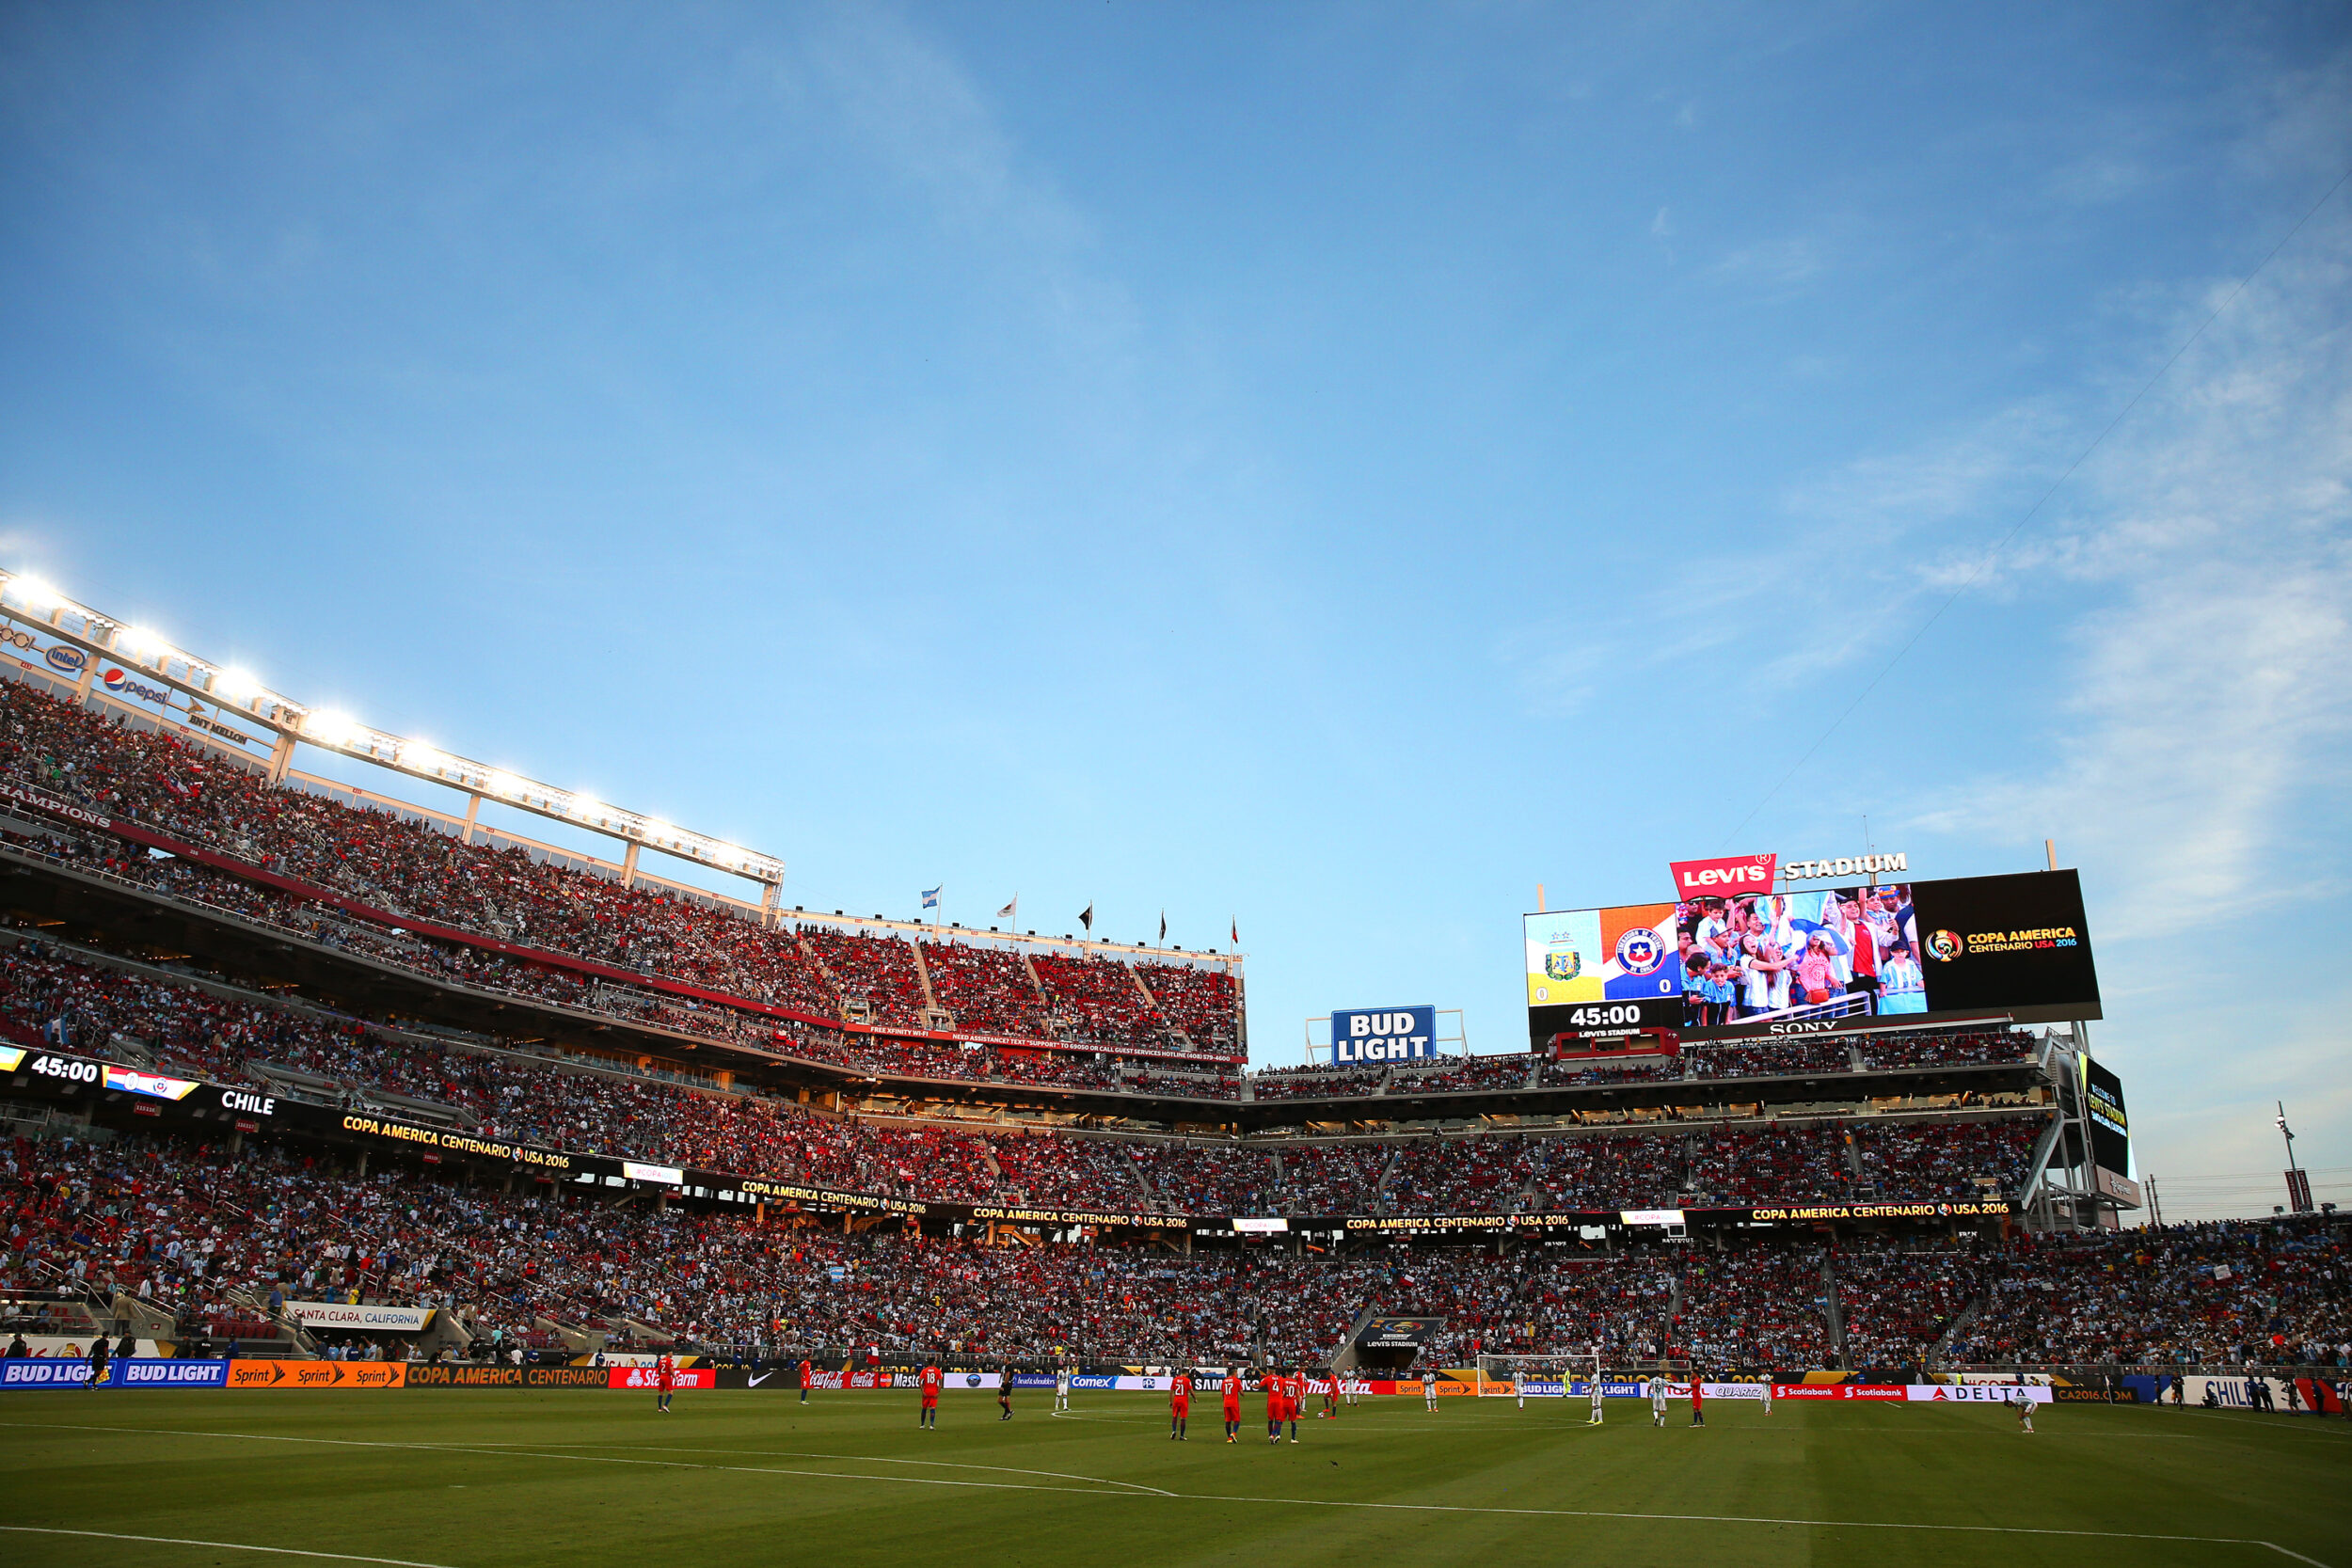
[0,566,787,890]
[305,710,358,748]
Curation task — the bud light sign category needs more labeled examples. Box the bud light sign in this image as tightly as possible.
[1328,1006,1438,1065]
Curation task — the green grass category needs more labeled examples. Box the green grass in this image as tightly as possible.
[0,1390,2344,1567]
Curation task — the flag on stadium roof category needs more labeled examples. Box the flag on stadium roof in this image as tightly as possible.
[1159,911,1167,942]
[921,886,941,911]
[995,895,1017,921]
[1079,902,1094,932]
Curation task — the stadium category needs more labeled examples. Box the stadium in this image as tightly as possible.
[0,570,2342,1568]
[6,10,2351,1567]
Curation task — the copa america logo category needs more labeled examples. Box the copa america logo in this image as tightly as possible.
[1926,929,1963,961]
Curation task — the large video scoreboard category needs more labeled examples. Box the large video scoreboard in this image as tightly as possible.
[1524,868,2101,1050]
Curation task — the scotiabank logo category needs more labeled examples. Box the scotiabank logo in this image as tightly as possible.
[1670,854,1776,897]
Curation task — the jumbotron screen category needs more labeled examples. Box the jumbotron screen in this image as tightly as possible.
[1523,869,2101,1048]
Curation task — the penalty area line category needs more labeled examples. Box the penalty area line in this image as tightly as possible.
[0,1525,461,1568]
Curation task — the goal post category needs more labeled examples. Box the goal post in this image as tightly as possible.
[1475,1352,1600,1398]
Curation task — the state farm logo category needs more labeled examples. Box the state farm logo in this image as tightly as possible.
[1669,854,1776,897]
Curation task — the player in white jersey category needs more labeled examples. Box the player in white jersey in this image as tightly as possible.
[1649,1375,1669,1427]
[1054,1364,1071,1412]
[2014,1386,2034,1434]
[1422,1368,1438,1411]
[1587,1375,1605,1426]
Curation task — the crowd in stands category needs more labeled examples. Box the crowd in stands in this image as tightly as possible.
[1860,1030,2037,1071]
[1675,1247,1832,1370]
[1248,1061,1390,1101]
[1684,1038,1855,1080]
[1533,1134,1690,1210]
[0,933,2058,1222]
[1539,1057,1683,1088]
[1954,1219,2352,1367]
[0,681,1241,1057]
[1393,1054,1538,1093]
[8,1126,2342,1372]
[982,1133,1143,1211]
[1836,1243,1990,1368]
[1135,960,1239,1052]
[1857,1119,2042,1200]
[803,927,927,1030]
[1381,1134,1539,1214]
[1683,1125,1860,1206]
[1029,953,1165,1048]
[1270,1143,1391,1214]
[916,941,1052,1037]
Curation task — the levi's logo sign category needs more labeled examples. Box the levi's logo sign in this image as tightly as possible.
[1669,854,1776,896]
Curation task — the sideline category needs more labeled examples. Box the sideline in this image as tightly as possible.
[0,1418,2331,1567]
[0,1525,461,1568]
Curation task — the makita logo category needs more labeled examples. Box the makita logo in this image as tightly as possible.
[1669,854,1776,897]
[1782,853,1906,881]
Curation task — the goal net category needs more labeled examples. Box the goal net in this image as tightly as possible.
[1475,1352,1600,1398]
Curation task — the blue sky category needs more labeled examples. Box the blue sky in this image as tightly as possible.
[2,3,2346,1216]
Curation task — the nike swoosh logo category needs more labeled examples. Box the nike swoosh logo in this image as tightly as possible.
[747,1372,771,1386]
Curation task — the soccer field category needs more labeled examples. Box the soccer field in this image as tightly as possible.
[0,1392,2344,1568]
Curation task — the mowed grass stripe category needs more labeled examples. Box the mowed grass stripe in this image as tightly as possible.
[0,1393,2343,1568]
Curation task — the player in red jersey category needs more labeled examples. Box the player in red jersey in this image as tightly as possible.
[654,1353,675,1414]
[799,1357,814,1404]
[918,1359,942,1429]
[1263,1365,1283,1443]
[1282,1369,1301,1443]
[1169,1369,1192,1441]
[1222,1368,1244,1442]
[1689,1373,1706,1428]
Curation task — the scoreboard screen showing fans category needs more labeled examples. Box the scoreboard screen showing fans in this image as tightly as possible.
[1525,868,2101,1048]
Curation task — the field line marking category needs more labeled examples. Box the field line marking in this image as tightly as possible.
[2261,1546,2332,1568]
[0,1525,459,1568]
[0,1418,2331,1564]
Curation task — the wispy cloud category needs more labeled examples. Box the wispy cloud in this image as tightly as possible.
[794,6,1139,372]
[1908,221,2352,937]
